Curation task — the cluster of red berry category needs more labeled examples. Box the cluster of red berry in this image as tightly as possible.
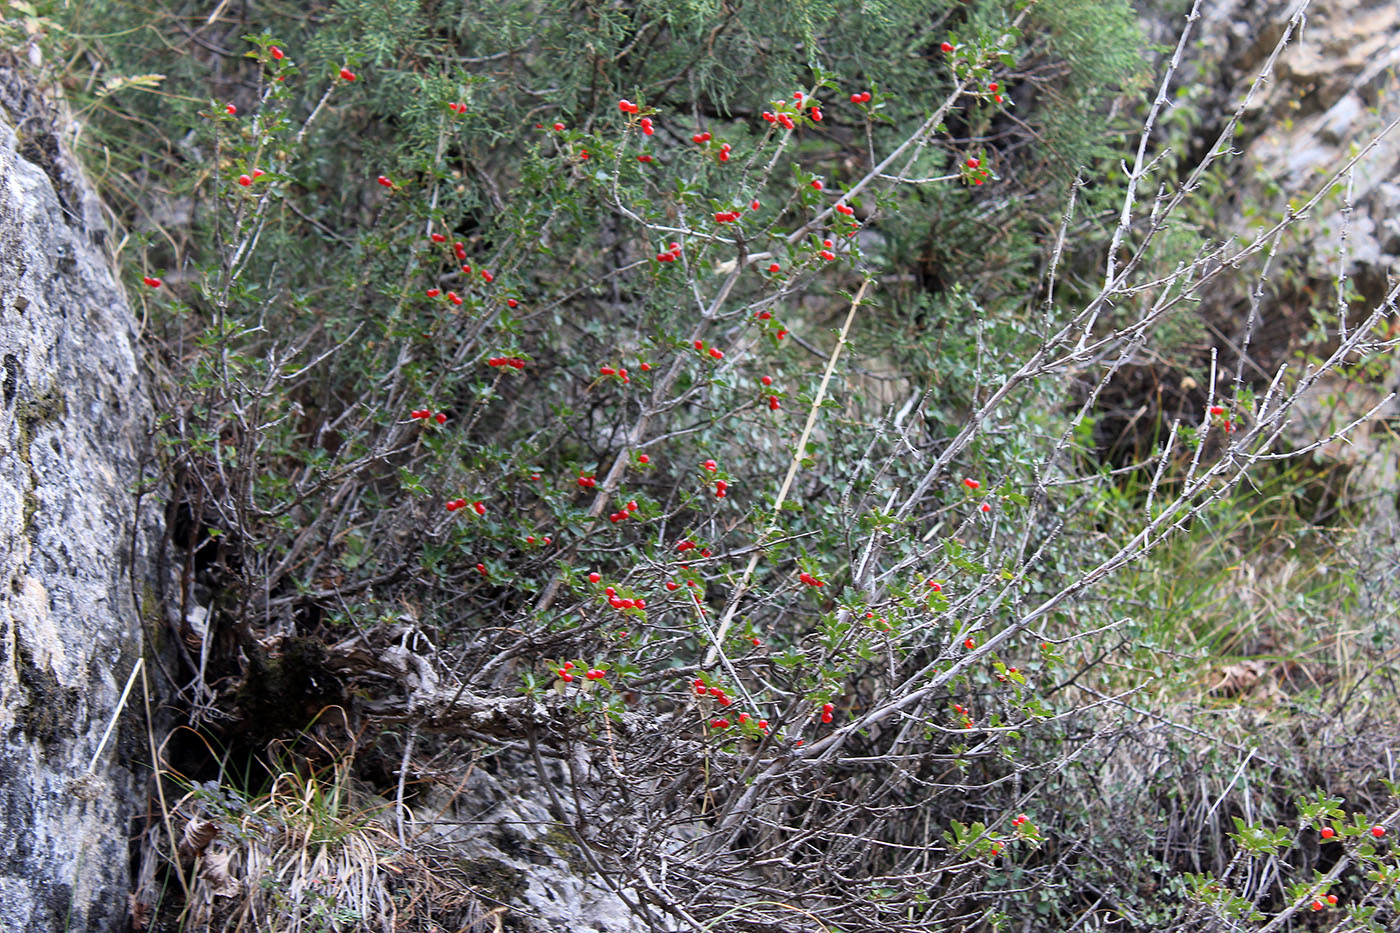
[410,409,448,423]
[952,702,974,729]
[1208,403,1236,433]
[444,498,485,514]
[965,156,991,186]
[486,356,527,369]
[655,241,683,262]
[819,702,835,724]
[598,365,631,383]
[607,501,640,523]
[797,571,825,587]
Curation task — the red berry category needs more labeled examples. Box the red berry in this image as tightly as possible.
[709,347,723,360]
[810,179,823,190]
[507,298,518,308]
[1209,405,1225,415]
[703,459,717,472]
[448,292,462,305]
[472,501,486,515]
[820,250,835,261]
[769,396,780,410]
[666,581,679,591]
[966,157,980,169]
[1326,895,1338,905]
[1320,827,1334,839]
[850,93,861,103]
[377,175,393,188]
[225,103,237,115]
[142,276,162,288]
[1311,901,1323,912]
[435,412,447,424]
[270,46,284,60]
[963,478,981,490]
[810,108,822,121]
[768,263,781,273]
[979,502,991,513]
[638,454,650,464]
[559,670,574,682]
[338,67,357,82]
[237,174,252,187]
[940,41,953,53]
[964,638,976,650]
[553,121,565,131]
[637,155,653,163]
[431,233,446,243]
[761,375,773,386]
[1373,826,1386,837]
[988,82,998,92]
[618,99,634,112]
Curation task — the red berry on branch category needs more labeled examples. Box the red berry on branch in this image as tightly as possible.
[769,396,780,410]
[435,412,447,424]
[1320,827,1334,839]
[377,175,393,187]
[142,276,162,288]
[553,122,565,131]
[940,41,953,53]
[963,478,981,490]
[270,46,284,60]
[339,67,357,82]
[225,103,237,115]
[237,174,252,187]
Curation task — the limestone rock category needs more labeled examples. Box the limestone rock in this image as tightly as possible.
[0,56,161,932]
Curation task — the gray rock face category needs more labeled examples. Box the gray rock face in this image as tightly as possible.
[0,58,160,932]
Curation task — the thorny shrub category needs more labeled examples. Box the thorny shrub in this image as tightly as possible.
[23,0,1400,928]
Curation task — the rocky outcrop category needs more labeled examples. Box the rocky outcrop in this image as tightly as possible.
[0,56,161,932]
